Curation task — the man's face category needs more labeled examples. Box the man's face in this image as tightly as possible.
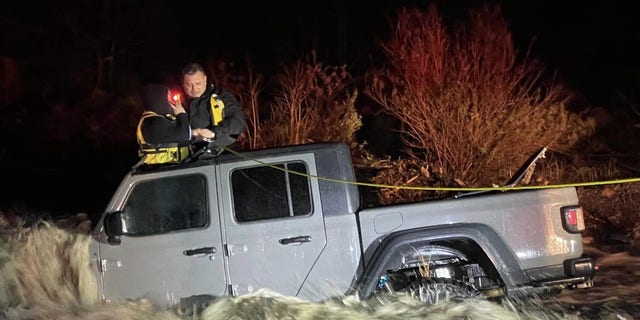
[182,71,207,99]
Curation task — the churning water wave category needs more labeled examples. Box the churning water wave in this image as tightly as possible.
[1,212,639,320]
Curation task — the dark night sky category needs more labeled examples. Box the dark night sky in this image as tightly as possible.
[2,0,638,105]
[501,2,640,106]
[177,0,640,106]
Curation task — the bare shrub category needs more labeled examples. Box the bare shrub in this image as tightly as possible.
[364,4,595,193]
[204,59,265,150]
[203,55,360,150]
[577,183,640,241]
[535,154,626,186]
[367,157,446,205]
[259,52,361,148]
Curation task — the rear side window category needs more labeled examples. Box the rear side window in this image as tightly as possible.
[121,174,208,235]
[231,162,312,222]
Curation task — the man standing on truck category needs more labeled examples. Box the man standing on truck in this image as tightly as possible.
[180,62,246,153]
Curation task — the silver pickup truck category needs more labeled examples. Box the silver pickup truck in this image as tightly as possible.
[89,142,594,309]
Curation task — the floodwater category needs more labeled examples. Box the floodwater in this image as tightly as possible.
[1,213,639,320]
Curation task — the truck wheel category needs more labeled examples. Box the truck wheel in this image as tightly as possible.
[406,279,482,304]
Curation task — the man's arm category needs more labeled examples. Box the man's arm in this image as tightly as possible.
[142,113,191,144]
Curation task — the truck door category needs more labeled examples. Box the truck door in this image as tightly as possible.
[218,154,327,297]
[96,169,226,307]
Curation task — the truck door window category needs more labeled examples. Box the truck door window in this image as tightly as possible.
[120,174,208,235]
[232,162,311,222]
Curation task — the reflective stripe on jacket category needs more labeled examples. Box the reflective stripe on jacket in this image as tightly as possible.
[210,93,225,126]
[136,111,190,164]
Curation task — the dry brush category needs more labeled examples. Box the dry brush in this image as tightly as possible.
[363,4,595,202]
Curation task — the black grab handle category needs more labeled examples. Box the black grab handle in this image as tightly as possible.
[279,236,312,245]
[183,246,217,256]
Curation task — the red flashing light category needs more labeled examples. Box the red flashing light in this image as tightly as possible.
[172,93,181,103]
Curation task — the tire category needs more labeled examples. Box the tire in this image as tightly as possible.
[405,279,482,304]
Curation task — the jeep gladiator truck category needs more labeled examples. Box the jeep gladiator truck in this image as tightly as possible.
[89,142,594,308]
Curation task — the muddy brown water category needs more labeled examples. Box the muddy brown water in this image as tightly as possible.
[1,217,639,320]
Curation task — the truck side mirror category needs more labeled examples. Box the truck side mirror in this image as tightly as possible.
[104,211,123,245]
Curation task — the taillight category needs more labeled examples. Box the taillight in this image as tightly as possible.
[561,205,585,233]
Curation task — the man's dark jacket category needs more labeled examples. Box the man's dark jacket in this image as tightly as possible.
[187,84,246,148]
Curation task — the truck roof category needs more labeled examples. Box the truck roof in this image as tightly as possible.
[128,141,361,215]
[131,142,352,176]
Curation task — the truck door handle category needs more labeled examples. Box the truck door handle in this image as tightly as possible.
[279,235,311,245]
[183,246,216,256]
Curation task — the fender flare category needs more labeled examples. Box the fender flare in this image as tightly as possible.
[355,223,529,299]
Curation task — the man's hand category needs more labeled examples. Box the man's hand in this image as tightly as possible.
[192,128,215,141]
[171,102,186,115]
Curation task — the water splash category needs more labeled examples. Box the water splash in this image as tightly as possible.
[0,212,637,320]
